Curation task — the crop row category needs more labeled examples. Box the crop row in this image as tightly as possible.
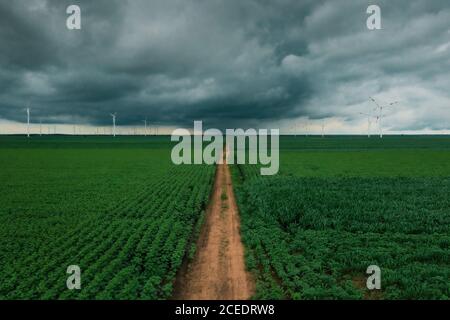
[0,160,214,299]
[233,168,450,299]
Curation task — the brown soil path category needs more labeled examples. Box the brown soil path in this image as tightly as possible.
[173,149,254,300]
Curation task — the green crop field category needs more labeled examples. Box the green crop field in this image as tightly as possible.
[0,136,215,299]
[1,135,449,300]
[232,136,450,299]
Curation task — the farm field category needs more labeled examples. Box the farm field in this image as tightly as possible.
[0,136,215,299]
[2,0,450,310]
[232,136,450,299]
[1,135,449,300]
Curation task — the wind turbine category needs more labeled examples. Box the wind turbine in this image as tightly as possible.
[39,120,42,136]
[321,119,325,138]
[142,118,147,136]
[369,97,399,138]
[26,104,31,138]
[359,112,374,138]
[110,113,117,137]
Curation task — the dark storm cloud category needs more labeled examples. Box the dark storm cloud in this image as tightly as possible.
[0,0,449,130]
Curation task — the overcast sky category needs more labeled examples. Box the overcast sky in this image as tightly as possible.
[0,0,449,134]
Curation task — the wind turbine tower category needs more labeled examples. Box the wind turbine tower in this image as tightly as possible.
[26,106,30,138]
[143,118,147,136]
[360,112,374,138]
[369,97,398,138]
[110,113,117,137]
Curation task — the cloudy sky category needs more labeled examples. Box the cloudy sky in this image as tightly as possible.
[0,0,449,134]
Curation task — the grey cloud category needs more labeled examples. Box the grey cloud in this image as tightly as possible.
[0,0,449,131]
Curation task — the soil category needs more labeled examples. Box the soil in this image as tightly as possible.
[173,149,254,300]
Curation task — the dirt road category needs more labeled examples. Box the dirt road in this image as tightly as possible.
[173,150,254,300]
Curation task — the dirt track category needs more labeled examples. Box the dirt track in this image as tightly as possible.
[173,150,254,300]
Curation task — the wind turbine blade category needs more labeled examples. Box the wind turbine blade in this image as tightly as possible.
[369,96,381,109]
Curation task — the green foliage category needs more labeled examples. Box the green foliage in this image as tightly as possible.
[232,136,450,300]
[235,175,450,299]
[0,136,215,299]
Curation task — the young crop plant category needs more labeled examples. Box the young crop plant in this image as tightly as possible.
[234,175,450,299]
[232,136,450,300]
[0,137,215,300]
